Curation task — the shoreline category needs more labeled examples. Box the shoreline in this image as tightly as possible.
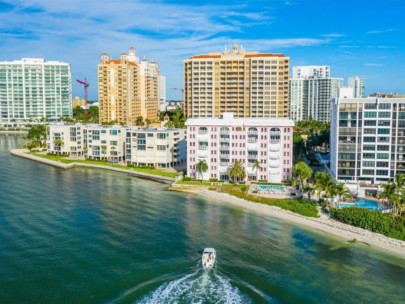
[10,149,174,184]
[170,186,405,259]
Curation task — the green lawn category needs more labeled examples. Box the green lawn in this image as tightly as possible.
[30,153,177,178]
[176,180,213,186]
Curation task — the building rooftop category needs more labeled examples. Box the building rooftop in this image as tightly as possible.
[186,113,294,127]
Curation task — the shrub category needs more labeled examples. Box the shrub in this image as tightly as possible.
[209,178,218,182]
[208,187,216,191]
[240,185,249,192]
[329,208,405,241]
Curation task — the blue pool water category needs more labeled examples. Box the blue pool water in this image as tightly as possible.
[257,184,285,191]
[338,199,381,211]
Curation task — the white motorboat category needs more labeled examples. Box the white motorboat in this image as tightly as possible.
[202,248,216,268]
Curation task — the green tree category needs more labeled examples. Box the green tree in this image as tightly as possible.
[135,116,144,126]
[334,183,352,202]
[292,161,313,190]
[145,118,152,127]
[313,172,335,201]
[196,160,208,182]
[228,160,246,183]
[28,125,47,147]
[252,159,262,181]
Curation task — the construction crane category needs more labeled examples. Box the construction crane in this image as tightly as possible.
[76,78,90,114]
[171,88,184,111]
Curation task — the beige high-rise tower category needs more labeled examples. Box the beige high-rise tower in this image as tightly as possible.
[98,47,160,125]
[183,44,290,118]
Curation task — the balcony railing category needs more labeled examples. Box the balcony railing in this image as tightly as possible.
[269,147,279,152]
[247,138,257,143]
[248,130,258,135]
[198,145,209,150]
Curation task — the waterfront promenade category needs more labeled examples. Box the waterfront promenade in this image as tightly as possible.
[10,149,175,184]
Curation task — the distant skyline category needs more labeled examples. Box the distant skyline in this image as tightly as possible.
[1,0,404,100]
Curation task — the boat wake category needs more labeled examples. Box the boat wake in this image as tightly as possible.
[136,269,250,304]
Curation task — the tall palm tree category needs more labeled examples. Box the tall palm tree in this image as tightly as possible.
[292,161,313,190]
[313,172,335,201]
[334,183,352,202]
[196,159,208,182]
[228,160,246,183]
[252,159,262,181]
[379,182,396,215]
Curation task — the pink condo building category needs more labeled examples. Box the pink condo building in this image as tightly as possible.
[186,113,294,183]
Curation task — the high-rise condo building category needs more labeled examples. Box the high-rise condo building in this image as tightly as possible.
[186,113,294,183]
[184,44,290,118]
[289,66,342,122]
[98,47,160,126]
[0,58,72,125]
[348,76,365,98]
[158,75,167,111]
[330,97,405,185]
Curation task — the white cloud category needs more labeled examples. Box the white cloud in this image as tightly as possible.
[365,63,383,67]
[0,0,332,99]
[367,28,394,34]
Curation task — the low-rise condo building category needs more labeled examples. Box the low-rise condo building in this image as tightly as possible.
[46,124,186,167]
[125,127,186,168]
[47,124,84,157]
[330,97,405,184]
[186,113,294,182]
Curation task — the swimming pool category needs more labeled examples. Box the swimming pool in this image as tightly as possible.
[256,184,286,191]
[338,199,381,211]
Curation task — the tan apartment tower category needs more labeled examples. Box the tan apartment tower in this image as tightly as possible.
[183,44,290,118]
[98,47,160,125]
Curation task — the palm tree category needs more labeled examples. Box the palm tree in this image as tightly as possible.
[313,172,335,201]
[196,160,208,182]
[135,116,144,126]
[379,182,398,216]
[145,118,152,127]
[292,161,313,190]
[228,160,246,183]
[334,183,352,202]
[252,159,262,181]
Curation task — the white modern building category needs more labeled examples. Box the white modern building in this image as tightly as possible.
[125,127,186,168]
[348,76,365,98]
[0,58,72,126]
[186,113,294,182]
[290,65,342,122]
[46,124,186,167]
[159,75,167,112]
[330,97,405,185]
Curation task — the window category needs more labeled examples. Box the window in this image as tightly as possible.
[376,161,389,167]
[378,129,390,134]
[377,153,389,159]
[362,161,375,167]
[363,137,375,142]
[376,170,388,175]
[365,112,377,118]
[363,145,375,151]
[157,145,166,151]
[362,169,374,175]
[158,133,167,139]
[364,120,376,126]
[148,133,153,137]
[365,103,377,109]
[378,112,390,118]
[377,145,389,151]
[363,153,375,159]
[364,128,376,134]
[378,103,391,109]
[110,130,118,135]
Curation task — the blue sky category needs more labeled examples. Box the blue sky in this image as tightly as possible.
[0,0,404,100]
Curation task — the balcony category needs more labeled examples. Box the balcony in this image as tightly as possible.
[247,154,258,160]
[269,146,279,152]
[219,136,230,142]
[269,154,279,160]
[247,137,257,143]
[219,145,230,151]
[248,130,258,135]
[269,162,279,168]
[198,145,209,150]
[247,143,258,151]
[220,129,230,134]
[198,151,208,158]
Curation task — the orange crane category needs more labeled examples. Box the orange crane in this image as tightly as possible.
[76,77,90,114]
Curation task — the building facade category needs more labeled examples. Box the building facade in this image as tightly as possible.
[348,76,365,98]
[186,113,294,182]
[290,66,342,122]
[125,127,186,168]
[330,98,405,184]
[98,47,160,126]
[184,44,290,118]
[46,124,185,168]
[158,75,166,111]
[0,58,72,126]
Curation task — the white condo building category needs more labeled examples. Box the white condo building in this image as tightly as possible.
[0,58,72,126]
[330,97,405,185]
[290,66,342,122]
[348,76,365,98]
[47,124,186,168]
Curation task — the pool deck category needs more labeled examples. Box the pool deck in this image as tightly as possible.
[248,184,303,199]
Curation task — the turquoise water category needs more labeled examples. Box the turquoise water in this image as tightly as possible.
[257,184,285,191]
[339,199,381,211]
[1,134,405,303]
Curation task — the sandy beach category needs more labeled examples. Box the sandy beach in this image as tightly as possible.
[184,188,405,259]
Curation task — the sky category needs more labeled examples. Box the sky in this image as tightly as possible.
[0,0,404,100]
